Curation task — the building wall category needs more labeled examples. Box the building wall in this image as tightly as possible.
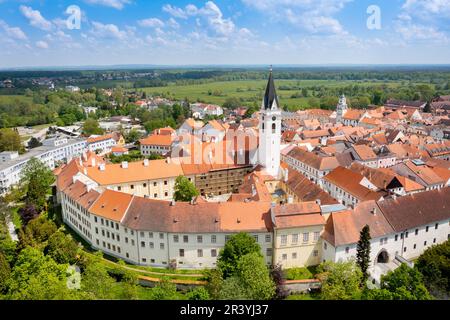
[107,176,184,200]
[323,219,450,265]
[141,144,171,156]
[274,226,323,268]
[195,166,253,196]
[61,190,273,269]
[322,180,359,208]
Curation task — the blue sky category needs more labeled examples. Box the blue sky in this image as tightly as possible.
[0,0,450,68]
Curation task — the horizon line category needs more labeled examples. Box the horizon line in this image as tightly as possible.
[2,63,450,72]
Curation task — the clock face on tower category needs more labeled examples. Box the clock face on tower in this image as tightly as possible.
[272,116,276,121]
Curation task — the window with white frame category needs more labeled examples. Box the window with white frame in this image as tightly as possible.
[291,234,298,244]
[303,233,309,243]
[281,235,287,246]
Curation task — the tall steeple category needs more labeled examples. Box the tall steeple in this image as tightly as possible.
[258,67,281,178]
[336,94,348,123]
[263,66,279,110]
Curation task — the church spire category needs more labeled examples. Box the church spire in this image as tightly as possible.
[263,66,279,110]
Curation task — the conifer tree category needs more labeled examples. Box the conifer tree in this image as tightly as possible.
[356,224,371,285]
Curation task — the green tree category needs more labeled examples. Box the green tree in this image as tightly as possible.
[45,231,79,265]
[0,250,10,292]
[20,157,55,211]
[415,240,449,299]
[204,268,224,299]
[173,175,199,202]
[235,252,276,300]
[18,216,57,250]
[125,129,142,143]
[82,118,104,136]
[150,278,183,300]
[186,287,210,300]
[223,97,241,110]
[356,225,371,285]
[0,128,25,154]
[376,263,432,300]
[317,261,363,300]
[217,232,262,278]
[218,276,251,300]
[6,247,75,300]
[81,253,115,299]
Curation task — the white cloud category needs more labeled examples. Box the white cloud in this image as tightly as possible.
[162,2,235,36]
[402,0,450,17]
[0,20,27,40]
[138,18,165,28]
[396,0,450,42]
[241,0,352,35]
[396,23,448,42]
[84,0,131,10]
[90,21,127,40]
[163,4,189,19]
[167,18,180,29]
[36,40,49,49]
[20,6,52,31]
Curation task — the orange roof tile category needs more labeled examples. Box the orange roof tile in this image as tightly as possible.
[89,189,134,221]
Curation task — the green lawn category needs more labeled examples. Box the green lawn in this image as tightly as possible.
[140,79,408,109]
[286,292,322,300]
[32,123,54,130]
[11,207,22,229]
[285,266,319,280]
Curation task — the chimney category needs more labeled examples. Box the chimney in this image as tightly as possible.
[288,196,294,204]
[83,168,87,175]
[91,158,96,167]
[144,159,149,167]
[251,184,256,197]
[284,168,289,182]
[99,163,106,171]
[170,199,176,206]
[316,199,321,206]
[166,157,171,164]
[122,161,128,169]
[371,207,377,215]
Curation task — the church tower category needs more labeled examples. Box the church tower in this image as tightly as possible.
[336,94,348,123]
[258,67,281,177]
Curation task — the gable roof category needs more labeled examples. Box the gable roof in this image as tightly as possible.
[324,166,386,201]
[322,200,395,247]
[377,187,450,231]
[287,147,339,171]
[89,189,134,222]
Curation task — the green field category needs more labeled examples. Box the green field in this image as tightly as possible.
[140,79,410,109]
[0,95,33,104]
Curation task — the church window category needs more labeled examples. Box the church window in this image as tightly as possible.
[272,123,276,133]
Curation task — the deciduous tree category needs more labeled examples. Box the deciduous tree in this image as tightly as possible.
[217,232,262,278]
[173,175,199,202]
[20,157,55,211]
[317,261,363,300]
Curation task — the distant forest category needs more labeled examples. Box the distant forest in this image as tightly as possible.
[1,66,450,92]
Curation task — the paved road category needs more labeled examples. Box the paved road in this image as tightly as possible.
[7,219,18,242]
